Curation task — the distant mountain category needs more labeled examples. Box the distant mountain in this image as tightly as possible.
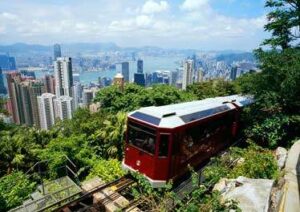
[62,42,120,52]
[0,42,120,56]
[216,52,255,64]
[0,42,254,59]
[0,43,51,55]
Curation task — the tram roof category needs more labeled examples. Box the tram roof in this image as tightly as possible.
[128,95,253,129]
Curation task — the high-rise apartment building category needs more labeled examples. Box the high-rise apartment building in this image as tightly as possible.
[6,72,45,127]
[182,60,194,90]
[54,96,73,120]
[72,82,82,109]
[170,71,178,86]
[196,68,204,82]
[6,72,22,124]
[18,80,45,127]
[137,59,143,74]
[38,93,56,130]
[0,67,7,94]
[230,67,237,81]
[54,57,73,97]
[44,74,56,94]
[53,44,62,61]
[82,89,93,107]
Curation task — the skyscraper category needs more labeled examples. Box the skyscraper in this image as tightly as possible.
[18,80,45,127]
[0,54,16,71]
[182,60,194,90]
[137,59,143,74]
[170,71,178,86]
[0,67,7,94]
[192,54,197,71]
[121,62,130,82]
[53,44,62,61]
[38,93,56,130]
[6,72,22,124]
[230,67,238,81]
[6,73,45,127]
[44,74,56,94]
[134,73,145,87]
[196,68,204,82]
[82,89,93,107]
[54,57,73,97]
[28,81,45,127]
[54,96,73,120]
[72,82,82,109]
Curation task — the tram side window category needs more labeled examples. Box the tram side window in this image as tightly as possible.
[159,134,169,157]
[128,124,156,155]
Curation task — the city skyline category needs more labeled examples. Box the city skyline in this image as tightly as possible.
[0,0,268,51]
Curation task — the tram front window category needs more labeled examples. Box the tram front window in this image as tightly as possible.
[128,122,156,155]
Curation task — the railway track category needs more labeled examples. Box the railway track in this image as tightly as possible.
[52,175,135,212]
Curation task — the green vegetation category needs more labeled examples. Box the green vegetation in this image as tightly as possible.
[94,83,196,112]
[0,85,195,210]
[86,159,125,182]
[130,170,240,212]
[203,143,279,186]
[0,1,300,211]
[0,172,36,210]
[0,97,7,115]
[187,79,238,100]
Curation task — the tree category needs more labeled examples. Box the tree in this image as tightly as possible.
[94,84,195,113]
[0,171,36,211]
[0,127,40,175]
[235,0,300,148]
[38,134,95,179]
[187,79,238,100]
[263,0,300,49]
[91,112,127,160]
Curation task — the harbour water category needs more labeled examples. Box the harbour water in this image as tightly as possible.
[36,56,183,85]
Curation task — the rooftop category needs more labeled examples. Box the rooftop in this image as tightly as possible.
[129,95,253,128]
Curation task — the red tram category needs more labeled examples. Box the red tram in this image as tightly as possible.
[122,95,253,187]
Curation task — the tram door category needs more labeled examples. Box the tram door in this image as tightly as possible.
[155,133,172,180]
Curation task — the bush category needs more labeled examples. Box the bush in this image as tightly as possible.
[86,159,125,182]
[0,172,36,210]
[203,144,279,185]
[246,115,291,149]
[230,145,279,179]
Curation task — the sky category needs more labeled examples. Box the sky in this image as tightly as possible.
[0,0,268,50]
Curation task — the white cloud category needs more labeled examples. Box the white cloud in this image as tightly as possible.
[1,12,19,20]
[181,0,209,11]
[136,15,152,27]
[0,0,267,50]
[141,0,169,14]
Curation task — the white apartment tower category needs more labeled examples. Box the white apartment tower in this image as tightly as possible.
[38,93,56,130]
[54,57,73,97]
[196,68,204,83]
[54,96,73,120]
[182,60,194,90]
